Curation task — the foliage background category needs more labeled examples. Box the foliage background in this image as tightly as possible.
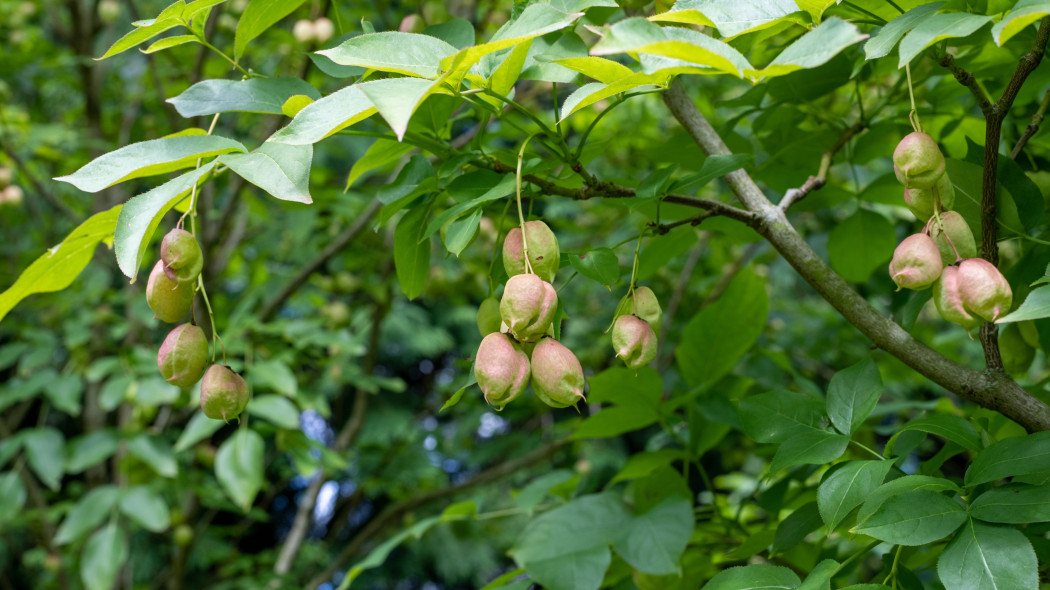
[1,0,1050,589]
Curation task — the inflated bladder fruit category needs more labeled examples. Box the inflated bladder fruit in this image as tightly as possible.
[612,315,658,370]
[157,324,209,388]
[530,338,585,408]
[200,364,249,421]
[893,132,946,189]
[628,286,662,334]
[888,234,942,290]
[500,273,557,342]
[930,211,977,266]
[146,261,195,323]
[957,258,1012,323]
[474,333,530,410]
[933,266,981,330]
[476,297,502,337]
[903,172,955,219]
[502,220,560,283]
[160,228,204,283]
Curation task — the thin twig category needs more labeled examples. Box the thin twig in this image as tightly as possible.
[1010,89,1050,159]
[780,122,866,211]
[938,52,993,116]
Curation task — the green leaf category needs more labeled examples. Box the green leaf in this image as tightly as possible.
[575,368,662,439]
[701,564,801,590]
[394,204,431,300]
[828,208,895,283]
[670,154,751,195]
[0,206,120,324]
[851,490,966,545]
[80,523,128,590]
[992,0,1050,46]
[897,13,993,68]
[55,485,121,545]
[752,18,866,78]
[379,155,437,224]
[895,415,982,452]
[247,394,301,429]
[970,482,1050,523]
[568,248,619,287]
[168,77,321,117]
[590,18,750,77]
[269,84,377,145]
[57,134,243,193]
[119,486,170,532]
[864,2,944,60]
[215,429,265,512]
[652,0,804,39]
[559,75,662,120]
[611,449,682,483]
[553,56,635,84]
[113,163,215,279]
[99,17,183,59]
[174,411,224,452]
[0,472,26,526]
[772,501,822,555]
[65,429,121,474]
[222,142,312,204]
[636,166,678,200]
[738,389,826,444]
[346,139,416,188]
[357,77,446,141]
[770,429,849,472]
[997,286,1050,323]
[423,174,515,239]
[127,433,178,478]
[613,497,693,575]
[250,359,298,397]
[234,0,307,60]
[965,431,1050,486]
[817,460,894,530]
[510,494,629,590]
[937,519,1037,589]
[516,470,575,515]
[47,374,83,416]
[141,34,199,54]
[443,208,482,257]
[826,356,882,435]
[676,268,768,388]
[798,559,841,590]
[439,379,475,412]
[857,475,961,524]
[317,32,459,78]
[23,427,65,490]
[339,515,444,589]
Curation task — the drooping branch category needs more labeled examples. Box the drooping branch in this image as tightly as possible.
[660,81,1050,433]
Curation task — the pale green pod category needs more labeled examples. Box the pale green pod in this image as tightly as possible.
[957,258,1012,323]
[146,261,195,323]
[611,315,657,370]
[930,211,977,266]
[160,228,204,283]
[530,338,585,408]
[502,221,560,283]
[933,266,981,330]
[157,324,209,388]
[893,132,946,189]
[888,234,942,290]
[474,333,530,410]
[500,273,557,342]
[200,365,249,421]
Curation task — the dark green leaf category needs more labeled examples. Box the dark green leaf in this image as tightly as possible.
[394,204,431,300]
[222,142,313,204]
[970,483,1050,523]
[168,77,320,117]
[80,523,128,590]
[998,286,1050,323]
[0,472,26,525]
[857,475,960,524]
[826,356,882,435]
[701,564,801,590]
[864,2,944,60]
[119,486,170,532]
[234,0,308,60]
[896,415,982,452]
[215,429,265,512]
[770,430,849,472]
[772,501,822,555]
[852,490,965,545]
[670,154,751,195]
[827,209,895,284]
[23,427,65,490]
[937,519,1037,589]
[55,485,121,545]
[247,394,301,429]
[65,429,121,474]
[817,460,894,530]
[568,248,619,287]
[613,496,693,575]
[965,431,1050,486]
[739,389,825,444]
[127,433,178,478]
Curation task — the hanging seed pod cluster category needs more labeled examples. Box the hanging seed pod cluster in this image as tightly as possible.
[887,132,1011,332]
[474,220,585,410]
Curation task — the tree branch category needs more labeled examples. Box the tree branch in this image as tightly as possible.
[259,200,382,322]
[938,52,994,116]
[307,440,568,589]
[660,81,1050,433]
[1010,88,1050,160]
[779,122,866,211]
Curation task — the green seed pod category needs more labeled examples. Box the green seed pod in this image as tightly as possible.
[893,132,946,189]
[502,221,560,283]
[476,297,502,337]
[630,286,662,332]
[160,228,204,283]
[903,172,954,219]
[474,333,530,410]
[157,324,209,388]
[612,315,658,370]
[146,261,195,323]
[930,211,977,266]
[957,258,1012,323]
[933,266,981,331]
[888,234,942,290]
[200,365,249,421]
[500,273,557,342]
[530,338,585,408]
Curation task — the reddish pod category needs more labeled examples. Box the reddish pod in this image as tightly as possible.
[474,333,530,410]
[530,338,585,408]
[888,234,942,290]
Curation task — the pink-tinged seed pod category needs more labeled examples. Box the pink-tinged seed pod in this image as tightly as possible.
[957,258,1013,323]
[399,14,425,33]
[146,261,195,323]
[893,132,946,189]
[474,333,530,410]
[157,324,209,388]
[500,273,558,342]
[930,211,977,266]
[933,266,981,330]
[903,172,955,220]
[200,365,249,421]
[530,338,585,408]
[888,234,942,290]
[612,315,658,370]
[502,220,560,283]
[160,228,204,283]
[312,17,334,43]
[629,287,662,334]
[292,19,315,42]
